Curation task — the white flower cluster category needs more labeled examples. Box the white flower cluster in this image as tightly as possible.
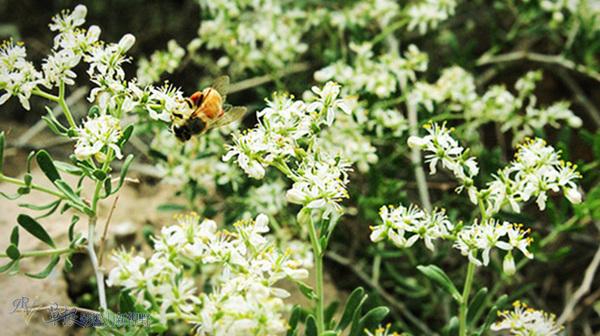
[454,219,533,275]
[196,0,309,74]
[370,204,454,251]
[408,122,582,215]
[0,4,190,125]
[224,82,353,219]
[315,43,428,98]
[484,137,582,214]
[408,121,479,203]
[0,39,42,110]
[409,68,582,144]
[74,114,123,162]
[151,126,243,191]
[491,301,564,335]
[328,0,401,30]
[107,213,308,335]
[136,40,185,86]
[407,0,458,35]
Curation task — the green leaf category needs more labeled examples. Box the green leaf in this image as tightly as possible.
[17,214,56,248]
[336,287,367,332]
[67,129,78,137]
[34,201,61,220]
[111,154,133,195]
[54,161,83,175]
[88,105,100,118]
[64,254,73,272]
[24,173,32,187]
[69,214,80,242]
[42,116,67,137]
[324,300,340,328]
[17,187,30,195]
[353,306,389,336]
[7,259,19,275]
[6,244,20,260]
[36,150,61,182]
[26,255,60,279]
[117,124,134,148]
[103,177,112,196]
[319,236,328,254]
[119,290,135,314]
[0,131,4,172]
[305,315,318,336]
[286,305,302,336]
[482,295,508,331]
[321,332,338,336]
[467,287,488,327]
[298,281,317,300]
[18,199,60,211]
[0,190,22,200]
[0,259,16,273]
[54,180,93,216]
[93,169,107,181]
[156,203,188,212]
[447,316,459,336]
[44,106,68,132]
[26,150,35,173]
[149,148,168,161]
[417,265,462,302]
[10,226,18,245]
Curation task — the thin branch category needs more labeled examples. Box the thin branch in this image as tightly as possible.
[325,251,437,336]
[556,234,600,325]
[476,51,600,83]
[407,100,432,211]
[551,68,600,128]
[227,63,310,94]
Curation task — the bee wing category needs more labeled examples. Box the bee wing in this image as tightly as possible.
[212,76,230,101]
[209,104,247,129]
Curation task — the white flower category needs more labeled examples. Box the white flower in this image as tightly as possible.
[74,114,123,162]
[492,301,564,335]
[306,81,351,126]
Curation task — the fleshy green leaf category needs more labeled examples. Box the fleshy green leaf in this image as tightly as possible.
[17,214,56,248]
[34,200,62,220]
[336,287,367,332]
[111,154,133,195]
[286,305,301,336]
[18,199,60,211]
[93,169,107,181]
[103,177,112,196]
[10,226,18,245]
[482,295,508,331]
[25,151,35,173]
[447,316,459,336]
[24,173,32,187]
[117,124,134,148]
[324,300,340,329]
[88,105,100,118]
[119,290,135,314]
[0,259,16,273]
[68,214,80,242]
[0,190,22,200]
[36,150,61,182]
[54,161,83,175]
[305,315,318,336]
[7,259,19,275]
[298,281,317,300]
[64,254,73,272]
[44,106,68,132]
[54,180,94,216]
[354,306,389,336]
[417,265,462,302]
[6,244,20,260]
[25,255,60,279]
[467,287,488,327]
[42,116,68,137]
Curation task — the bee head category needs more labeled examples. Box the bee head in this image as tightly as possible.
[173,123,192,142]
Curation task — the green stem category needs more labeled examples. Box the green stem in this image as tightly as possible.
[307,211,325,333]
[459,261,476,336]
[371,18,409,46]
[91,148,113,214]
[0,246,74,258]
[32,88,60,101]
[58,81,77,129]
[0,174,65,199]
[87,216,107,311]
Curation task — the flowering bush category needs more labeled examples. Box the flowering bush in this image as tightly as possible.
[1,1,599,336]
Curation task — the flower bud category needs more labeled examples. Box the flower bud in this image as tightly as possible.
[564,187,582,204]
[503,252,516,276]
[118,34,136,53]
[72,5,88,25]
[296,207,311,227]
[407,136,427,148]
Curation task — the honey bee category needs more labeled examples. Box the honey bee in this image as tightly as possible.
[171,76,246,142]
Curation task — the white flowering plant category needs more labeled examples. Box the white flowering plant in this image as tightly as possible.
[2,1,600,336]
